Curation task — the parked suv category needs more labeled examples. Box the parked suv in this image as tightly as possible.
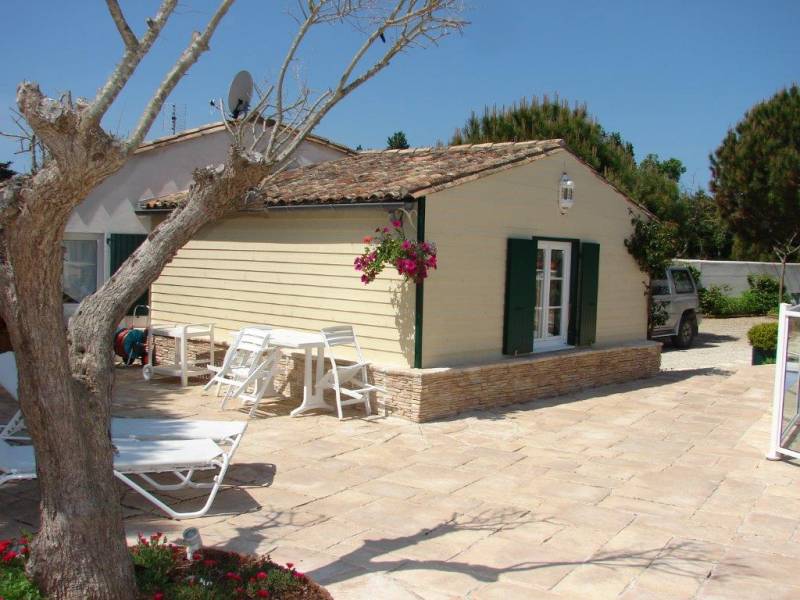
[651,267,702,348]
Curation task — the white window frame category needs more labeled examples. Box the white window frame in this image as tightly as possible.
[62,233,105,315]
[534,240,572,352]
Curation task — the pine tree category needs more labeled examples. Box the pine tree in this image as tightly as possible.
[710,85,800,262]
[387,130,410,149]
[0,161,14,181]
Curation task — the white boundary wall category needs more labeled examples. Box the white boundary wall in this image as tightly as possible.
[675,259,800,301]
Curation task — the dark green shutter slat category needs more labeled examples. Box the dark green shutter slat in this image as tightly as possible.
[577,242,600,346]
[109,234,149,315]
[503,238,537,355]
[566,239,580,346]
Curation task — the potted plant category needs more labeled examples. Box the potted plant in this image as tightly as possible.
[747,322,779,365]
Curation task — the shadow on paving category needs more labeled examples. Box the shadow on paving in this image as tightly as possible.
[661,332,739,352]
[457,366,737,422]
[299,511,747,588]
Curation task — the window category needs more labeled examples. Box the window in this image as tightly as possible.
[672,270,695,294]
[534,241,571,347]
[63,238,101,304]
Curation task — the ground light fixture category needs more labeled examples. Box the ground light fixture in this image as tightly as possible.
[559,172,575,214]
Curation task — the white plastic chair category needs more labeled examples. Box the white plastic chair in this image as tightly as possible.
[319,325,383,420]
[204,327,272,395]
[0,436,232,520]
[204,327,281,416]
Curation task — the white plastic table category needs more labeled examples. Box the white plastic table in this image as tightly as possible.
[231,328,331,417]
[144,323,215,387]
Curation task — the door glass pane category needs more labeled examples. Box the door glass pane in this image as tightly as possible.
[534,249,545,338]
[548,308,561,336]
[781,317,800,451]
[549,278,562,306]
[550,250,564,278]
[63,240,98,303]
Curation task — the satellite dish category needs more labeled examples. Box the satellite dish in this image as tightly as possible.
[227,70,253,119]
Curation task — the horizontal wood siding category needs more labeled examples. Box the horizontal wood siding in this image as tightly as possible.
[150,211,415,367]
[421,151,648,367]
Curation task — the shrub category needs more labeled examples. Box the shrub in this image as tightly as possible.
[701,274,787,317]
[747,322,779,352]
[0,534,329,600]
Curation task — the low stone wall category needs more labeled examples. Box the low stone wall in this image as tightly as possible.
[156,338,661,423]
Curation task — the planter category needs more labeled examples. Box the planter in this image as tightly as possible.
[0,534,333,600]
[752,347,777,365]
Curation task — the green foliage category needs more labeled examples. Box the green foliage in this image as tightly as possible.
[1,533,311,600]
[0,161,14,181]
[0,538,42,600]
[747,322,779,352]
[624,214,681,278]
[710,85,800,260]
[450,95,732,260]
[386,131,410,149]
[699,274,788,317]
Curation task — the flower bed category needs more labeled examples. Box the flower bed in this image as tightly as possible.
[0,534,332,600]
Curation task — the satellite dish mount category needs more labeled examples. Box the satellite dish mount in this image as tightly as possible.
[227,70,254,120]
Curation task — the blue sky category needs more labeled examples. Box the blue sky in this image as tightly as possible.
[1,0,798,188]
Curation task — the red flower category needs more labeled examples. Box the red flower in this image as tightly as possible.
[363,235,373,244]
[0,541,11,554]
[192,551,202,561]
[225,571,242,582]
[20,546,29,556]
[256,571,268,580]
[257,590,270,598]
[286,562,294,569]
[152,593,164,600]
[2,551,18,562]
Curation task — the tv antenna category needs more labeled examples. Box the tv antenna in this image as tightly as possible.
[227,70,253,120]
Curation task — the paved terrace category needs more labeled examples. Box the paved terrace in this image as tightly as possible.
[1,363,799,599]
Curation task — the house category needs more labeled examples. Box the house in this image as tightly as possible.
[62,121,352,317]
[143,140,661,421]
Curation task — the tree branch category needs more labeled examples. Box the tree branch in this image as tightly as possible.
[81,0,178,131]
[125,0,236,152]
[105,0,139,50]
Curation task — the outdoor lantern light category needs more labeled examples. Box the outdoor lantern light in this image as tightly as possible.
[558,172,575,214]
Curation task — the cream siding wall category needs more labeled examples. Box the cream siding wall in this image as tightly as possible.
[150,211,415,367]
[421,150,648,368]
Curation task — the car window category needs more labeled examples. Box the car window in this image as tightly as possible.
[671,270,695,294]
[652,279,670,296]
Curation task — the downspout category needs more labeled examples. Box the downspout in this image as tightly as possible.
[413,198,426,369]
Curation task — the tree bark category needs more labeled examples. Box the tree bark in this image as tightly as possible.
[1,175,135,599]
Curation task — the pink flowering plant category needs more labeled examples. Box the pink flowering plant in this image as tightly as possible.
[354,219,437,285]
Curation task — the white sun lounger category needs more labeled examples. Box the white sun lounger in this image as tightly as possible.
[0,437,231,520]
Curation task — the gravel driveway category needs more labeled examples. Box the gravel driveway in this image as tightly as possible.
[659,315,773,371]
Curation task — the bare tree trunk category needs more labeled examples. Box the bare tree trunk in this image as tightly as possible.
[779,256,787,305]
[2,197,135,599]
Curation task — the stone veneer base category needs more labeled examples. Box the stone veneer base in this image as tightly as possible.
[160,339,661,423]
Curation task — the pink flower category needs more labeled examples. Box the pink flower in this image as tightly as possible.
[363,235,373,244]
[152,593,164,600]
[0,541,11,554]
[286,562,294,569]
[256,571,268,580]
[402,240,412,250]
[2,551,17,562]
[257,591,270,598]
[391,219,402,229]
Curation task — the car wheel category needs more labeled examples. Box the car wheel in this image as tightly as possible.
[671,314,696,349]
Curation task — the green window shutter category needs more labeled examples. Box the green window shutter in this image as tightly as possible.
[503,238,538,355]
[577,242,600,346]
[108,233,149,315]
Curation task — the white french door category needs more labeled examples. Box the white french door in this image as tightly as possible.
[534,241,571,348]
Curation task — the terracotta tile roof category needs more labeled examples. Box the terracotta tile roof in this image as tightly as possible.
[139,139,564,210]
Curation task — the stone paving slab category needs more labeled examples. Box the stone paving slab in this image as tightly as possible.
[2,362,800,599]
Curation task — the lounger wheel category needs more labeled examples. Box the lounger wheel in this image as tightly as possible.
[142,364,153,381]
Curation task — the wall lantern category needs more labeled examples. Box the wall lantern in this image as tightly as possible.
[558,172,575,214]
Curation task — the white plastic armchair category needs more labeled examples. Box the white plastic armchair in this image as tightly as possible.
[319,325,383,420]
[204,327,281,416]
